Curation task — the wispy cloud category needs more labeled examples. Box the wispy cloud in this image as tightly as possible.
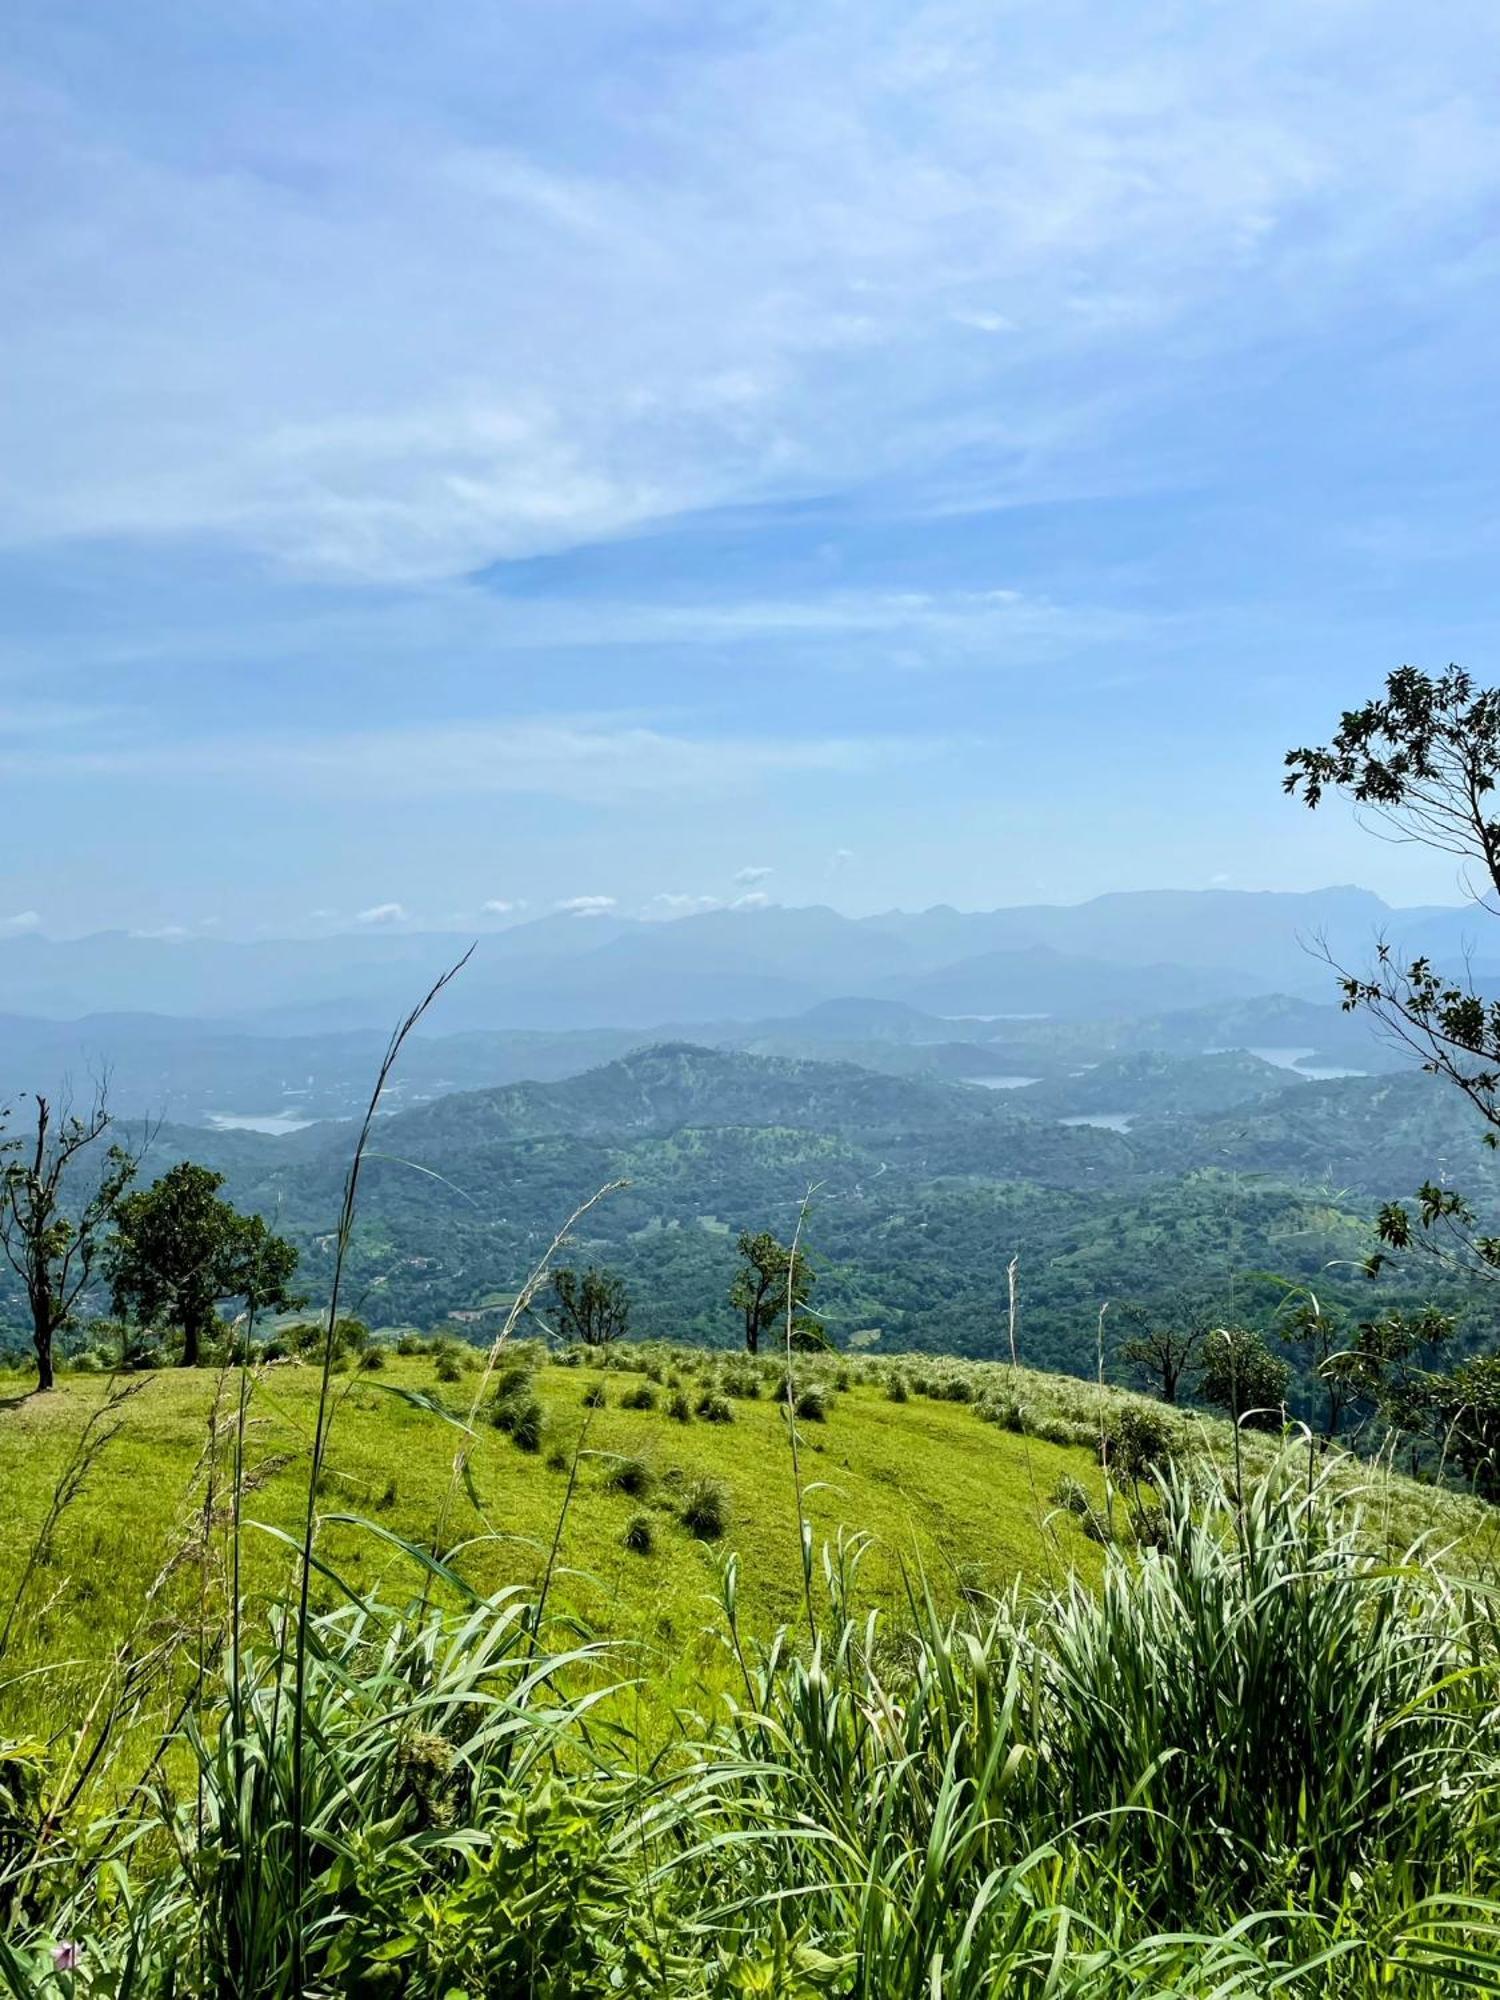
[733,865,773,886]
[1,910,40,932]
[481,897,526,915]
[555,895,617,917]
[4,4,1495,580]
[356,901,409,925]
[0,717,918,803]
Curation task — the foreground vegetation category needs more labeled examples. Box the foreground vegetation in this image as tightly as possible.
[2,1368,1499,1993]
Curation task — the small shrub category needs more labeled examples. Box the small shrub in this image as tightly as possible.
[620,1383,657,1412]
[885,1374,909,1403]
[955,1561,992,1606]
[508,1398,545,1453]
[668,1390,692,1423]
[605,1456,652,1498]
[545,1446,569,1473]
[940,1377,975,1403]
[695,1391,734,1423]
[1036,1415,1091,1449]
[722,1370,761,1399]
[492,1386,545,1452]
[623,1513,654,1555]
[1050,1475,1092,1517]
[1103,1405,1176,1483]
[359,1346,387,1372]
[581,1382,608,1409]
[680,1477,730,1540]
[834,1367,851,1392]
[1130,1503,1171,1550]
[793,1385,828,1423]
[492,1360,533,1401]
[434,1351,464,1385]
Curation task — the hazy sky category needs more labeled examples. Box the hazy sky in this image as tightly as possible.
[4,1,1500,937]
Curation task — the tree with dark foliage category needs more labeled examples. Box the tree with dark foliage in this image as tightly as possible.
[548,1265,631,1347]
[1286,667,1500,1482]
[0,1090,140,1391]
[109,1161,300,1366]
[730,1229,824,1353]
[1287,666,1500,1273]
[1199,1326,1290,1430]
[1116,1301,1209,1404]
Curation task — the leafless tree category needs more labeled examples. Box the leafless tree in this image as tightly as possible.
[0,1087,144,1390]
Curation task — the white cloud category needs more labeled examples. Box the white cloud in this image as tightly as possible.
[482,897,526,915]
[827,848,855,872]
[555,895,617,917]
[732,890,773,910]
[356,901,409,925]
[1,910,40,932]
[128,922,189,940]
[733,865,773,886]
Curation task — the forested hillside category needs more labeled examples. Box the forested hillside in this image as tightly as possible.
[15,1037,1482,1391]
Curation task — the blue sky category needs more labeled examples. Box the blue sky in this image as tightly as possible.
[4,0,1500,937]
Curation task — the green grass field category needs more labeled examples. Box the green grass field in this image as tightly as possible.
[0,1346,1123,1753]
[5,1339,1494,1772]
[6,1341,1500,1994]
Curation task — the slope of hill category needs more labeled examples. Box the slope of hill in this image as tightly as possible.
[0,1348,1110,1747]
[1129,1068,1500,1198]
[883,943,1261,1017]
[1017,1049,1299,1120]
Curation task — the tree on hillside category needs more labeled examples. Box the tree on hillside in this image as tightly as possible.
[0,1091,141,1391]
[1198,1327,1290,1430]
[1287,667,1500,1224]
[731,1229,824,1354]
[1423,1353,1500,1497]
[1116,1302,1209,1404]
[1272,1289,1369,1442]
[109,1162,301,1366]
[547,1265,631,1347]
[1283,667,1500,1481]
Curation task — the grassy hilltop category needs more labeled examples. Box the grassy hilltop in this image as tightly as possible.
[4,1339,1500,1993]
[0,1346,1121,1751]
[2,1339,1490,1759]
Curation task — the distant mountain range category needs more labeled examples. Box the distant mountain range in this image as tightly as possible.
[2,886,1495,1036]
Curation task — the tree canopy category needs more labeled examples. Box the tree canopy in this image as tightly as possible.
[547,1265,631,1347]
[730,1229,825,1354]
[109,1161,300,1366]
